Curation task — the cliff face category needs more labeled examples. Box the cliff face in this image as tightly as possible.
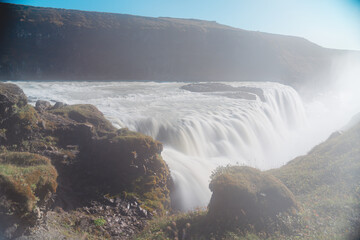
[0,82,172,239]
[0,3,349,89]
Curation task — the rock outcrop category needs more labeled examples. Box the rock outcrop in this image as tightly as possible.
[181,83,265,101]
[208,166,299,231]
[0,82,172,239]
[0,83,27,121]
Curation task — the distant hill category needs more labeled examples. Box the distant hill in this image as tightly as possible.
[0,3,354,89]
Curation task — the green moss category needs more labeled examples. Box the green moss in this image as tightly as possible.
[267,122,360,239]
[19,136,58,152]
[87,127,169,215]
[0,152,58,213]
[93,218,106,227]
[270,124,360,195]
[49,104,116,132]
[208,166,298,232]
[0,83,27,108]
[123,154,170,214]
[11,104,39,132]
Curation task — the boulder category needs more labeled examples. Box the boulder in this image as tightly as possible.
[52,101,67,109]
[0,83,27,122]
[35,100,51,111]
[49,104,116,133]
[208,166,299,230]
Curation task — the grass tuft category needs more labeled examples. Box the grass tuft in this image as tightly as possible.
[0,152,58,213]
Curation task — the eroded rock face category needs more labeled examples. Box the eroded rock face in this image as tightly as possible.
[208,166,299,230]
[35,100,51,112]
[0,83,172,239]
[0,82,27,122]
[81,129,171,213]
[48,104,116,133]
[0,83,39,145]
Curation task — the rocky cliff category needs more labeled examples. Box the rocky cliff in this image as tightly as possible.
[0,3,352,90]
[0,82,172,239]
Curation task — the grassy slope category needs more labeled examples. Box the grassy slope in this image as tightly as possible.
[269,122,360,239]
[0,152,58,213]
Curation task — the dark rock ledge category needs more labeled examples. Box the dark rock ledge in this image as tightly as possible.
[181,83,266,101]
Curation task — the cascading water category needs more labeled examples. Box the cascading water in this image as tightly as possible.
[14,81,311,210]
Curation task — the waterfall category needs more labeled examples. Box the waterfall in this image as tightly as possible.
[14,81,308,210]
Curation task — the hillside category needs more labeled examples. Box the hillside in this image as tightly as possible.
[136,118,360,239]
[0,3,351,89]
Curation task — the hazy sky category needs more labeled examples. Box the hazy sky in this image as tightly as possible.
[2,0,360,50]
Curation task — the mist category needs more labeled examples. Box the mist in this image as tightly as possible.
[303,53,360,139]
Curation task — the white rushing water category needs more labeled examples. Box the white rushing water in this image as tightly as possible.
[11,81,357,210]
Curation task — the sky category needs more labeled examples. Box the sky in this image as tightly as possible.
[1,0,360,50]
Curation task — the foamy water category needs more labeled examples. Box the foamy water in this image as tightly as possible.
[11,81,357,210]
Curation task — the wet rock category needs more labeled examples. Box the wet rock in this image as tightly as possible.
[52,102,67,109]
[181,83,265,101]
[0,82,27,122]
[237,86,265,102]
[0,83,27,107]
[214,91,257,100]
[35,100,51,111]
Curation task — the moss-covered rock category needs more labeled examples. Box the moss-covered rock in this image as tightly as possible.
[0,83,173,238]
[81,128,171,214]
[49,104,116,133]
[208,166,298,230]
[0,82,27,119]
[0,152,58,213]
[45,104,172,214]
[0,83,41,145]
[0,104,41,146]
